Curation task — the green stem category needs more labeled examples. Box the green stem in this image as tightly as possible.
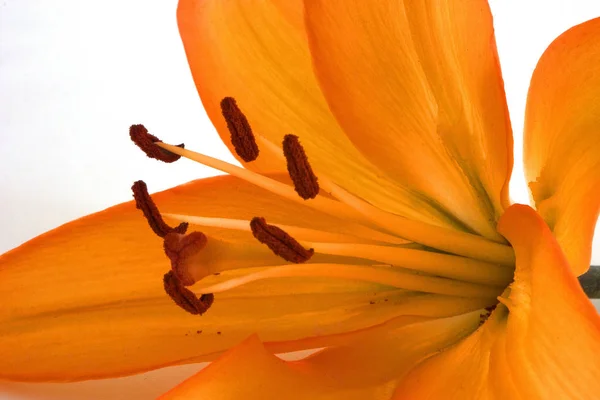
[579,265,600,299]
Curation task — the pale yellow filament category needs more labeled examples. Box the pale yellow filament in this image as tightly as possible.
[156,143,360,222]
[306,242,513,286]
[324,180,515,266]
[164,214,410,245]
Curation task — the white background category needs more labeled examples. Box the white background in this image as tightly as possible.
[1,1,600,398]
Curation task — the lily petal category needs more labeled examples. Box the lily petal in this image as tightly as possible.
[0,364,203,400]
[524,17,600,275]
[159,313,480,399]
[298,312,480,390]
[0,174,411,381]
[392,205,600,399]
[159,334,385,400]
[303,0,513,239]
[176,0,467,227]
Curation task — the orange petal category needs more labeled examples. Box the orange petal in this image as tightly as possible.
[392,205,600,399]
[0,174,414,382]
[159,334,357,400]
[298,312,480,390]
[304,0,513,239]
[160,313,480,400]
[524,17,600,275]
[176,0,468,228]
[0,364,203,400]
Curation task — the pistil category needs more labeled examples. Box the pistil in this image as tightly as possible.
[196,264,505,298]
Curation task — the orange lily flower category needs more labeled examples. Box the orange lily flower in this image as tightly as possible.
[1,0,599,399]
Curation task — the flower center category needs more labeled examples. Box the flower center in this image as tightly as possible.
[130,98,516,319]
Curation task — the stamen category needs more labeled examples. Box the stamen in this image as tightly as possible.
[163,231,208,286]
[131,180,188,238]
[282,134,319,200]
[154,142,362,222]
[250,217,314,263]
[163,271,213,315]
[129,124,184,163]
[220,97,259,162]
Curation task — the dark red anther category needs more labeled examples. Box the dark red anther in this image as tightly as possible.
[132,180,188,238]
[220,97,259,162]
[129,124,184,163]
[250,217,314,263]
[282,134,319,200]
[479,304,498,326]
[163,231,208,286]
[163,271,214,315]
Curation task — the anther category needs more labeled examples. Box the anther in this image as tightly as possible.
[129,124,184,163]
[163,271,214,315]
[282,134,319,199]
[479,304,497,326]
[220,97,259,162]
[250,217,314,263]
[132,181,188,238]
[163,231,208,286]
